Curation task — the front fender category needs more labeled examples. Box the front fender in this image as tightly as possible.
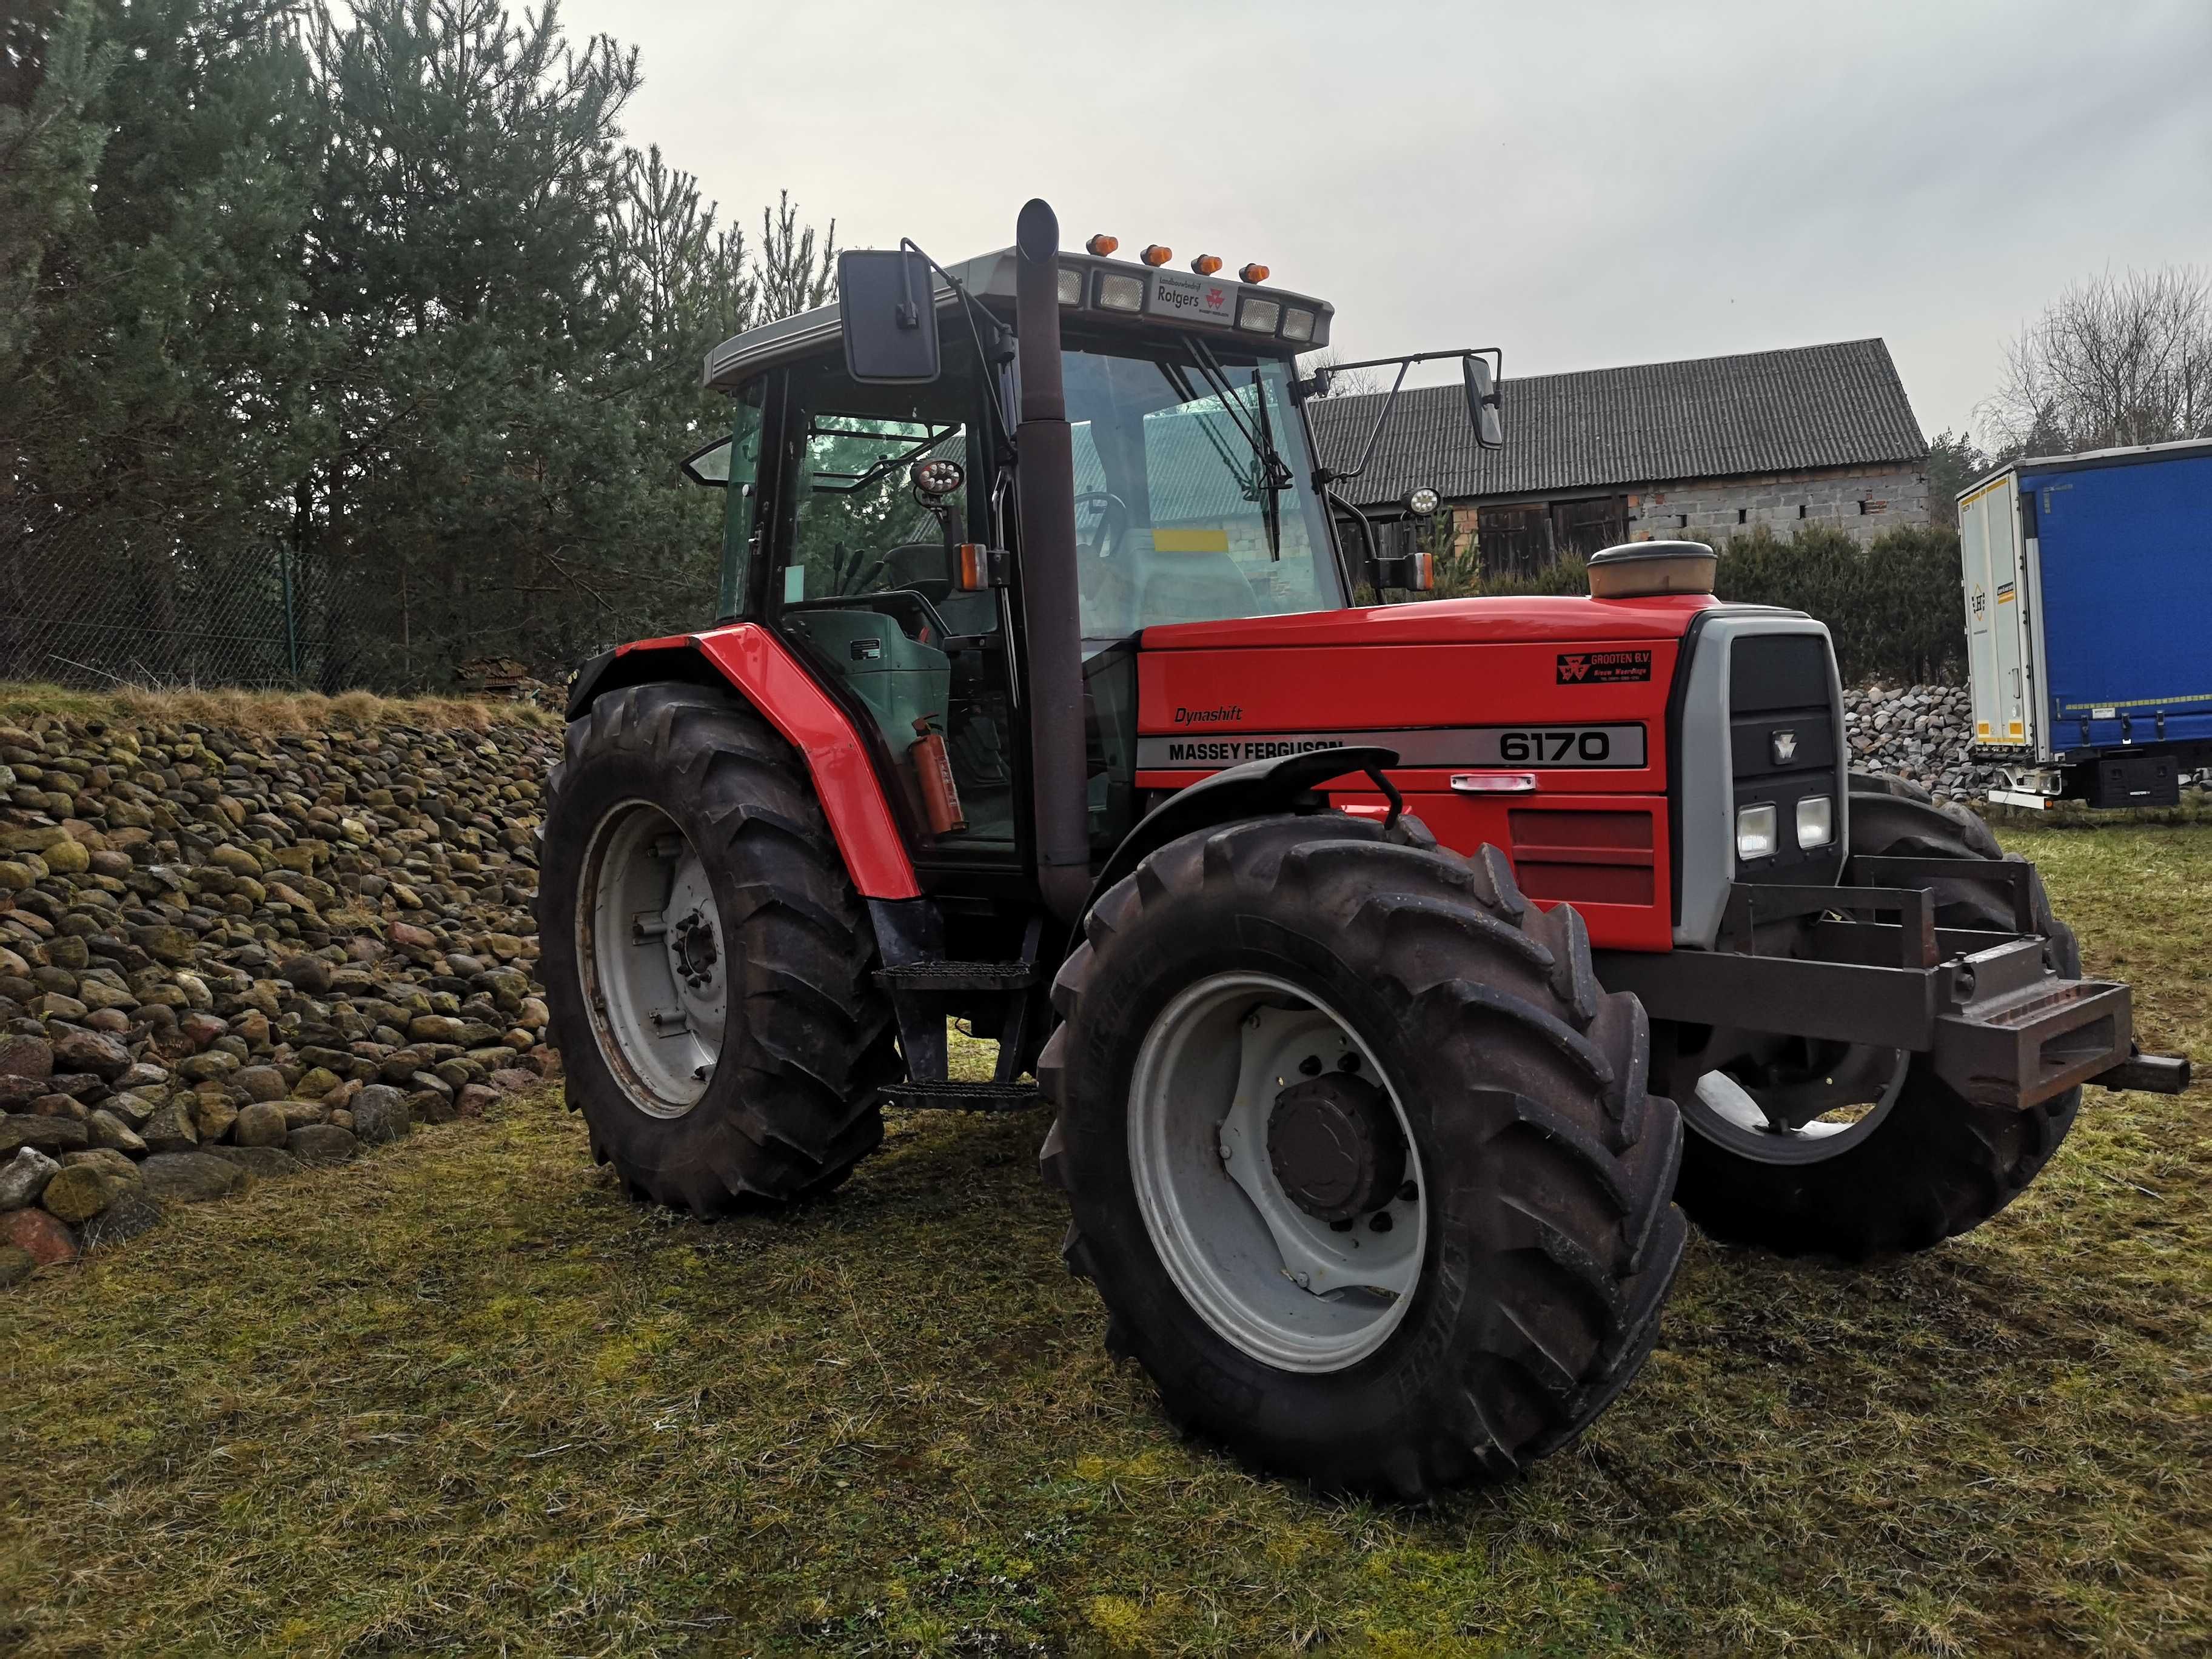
[565,623,920,900]
[1081,745,1403,922]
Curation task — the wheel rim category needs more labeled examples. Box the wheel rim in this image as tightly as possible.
[577,801,728,1118]
[1681,1041,1910,1165]
[1128,972,1425,1373]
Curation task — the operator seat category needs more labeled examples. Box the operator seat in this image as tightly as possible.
[880,540,999,635]
[878,542,956,606]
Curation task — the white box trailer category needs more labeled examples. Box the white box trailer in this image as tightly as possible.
[1959,436,2212,808]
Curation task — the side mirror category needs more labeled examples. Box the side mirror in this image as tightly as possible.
[1463,355,1504,451]
[839,247,940,384]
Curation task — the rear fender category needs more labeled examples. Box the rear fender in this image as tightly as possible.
[566,624,920,900]
[1082,746,1402,921]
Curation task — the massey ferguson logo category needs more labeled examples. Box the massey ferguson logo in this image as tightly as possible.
[1772,729,1798,764]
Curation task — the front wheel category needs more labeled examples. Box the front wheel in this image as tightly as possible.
[1671,774,2083,1257]
[537,683,897,1212]
[1038,813,1686,1498]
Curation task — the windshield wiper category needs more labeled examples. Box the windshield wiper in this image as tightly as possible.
[1161,341,1292,560]
[1184,337,1292,498]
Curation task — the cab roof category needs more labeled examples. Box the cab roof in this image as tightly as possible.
[701,247,1335,392]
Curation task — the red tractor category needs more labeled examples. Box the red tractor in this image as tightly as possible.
[539,200,2184,1497]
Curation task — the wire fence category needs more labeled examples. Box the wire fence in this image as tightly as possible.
[0,516,722,696]
[0,518,391,692]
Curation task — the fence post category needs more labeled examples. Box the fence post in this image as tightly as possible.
[280,543,300,685]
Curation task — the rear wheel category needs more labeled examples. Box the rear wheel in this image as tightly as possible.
[537,683,897,1212]
[1673,774,2083,1256]
[1039,813,1686,1498]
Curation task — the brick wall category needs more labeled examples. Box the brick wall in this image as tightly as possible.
[1626,461,1930,546]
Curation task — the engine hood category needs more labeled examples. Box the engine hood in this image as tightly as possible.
[1139,592,1725,651]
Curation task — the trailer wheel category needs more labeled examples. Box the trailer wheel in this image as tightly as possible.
[537,683,897,1212]
[1673,776,2082,1257]
[1037,813,1686,1498]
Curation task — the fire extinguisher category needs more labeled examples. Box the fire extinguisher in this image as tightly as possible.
[910,716,967,836]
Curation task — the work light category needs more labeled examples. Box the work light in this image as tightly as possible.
[1096,272,1144,312]
[1280,307,1316,343]
[1797,794,1834,849]
[1238,297,1281,333]
[1735,803,1777,862]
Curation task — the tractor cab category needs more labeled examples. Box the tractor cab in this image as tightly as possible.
[682,230,1494,892]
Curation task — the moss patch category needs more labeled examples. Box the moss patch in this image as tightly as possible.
[2,833,2208,1655]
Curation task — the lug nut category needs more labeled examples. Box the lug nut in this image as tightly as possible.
[1369,1211,1393,1233]
[1298,1054,1323,1076]
[1398,1181,1418,1203]
[1339,1052,1362,1073]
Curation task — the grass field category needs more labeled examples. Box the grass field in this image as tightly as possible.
[4,824,2208,1656]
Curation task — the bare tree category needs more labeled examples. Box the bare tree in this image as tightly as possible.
[1296,347,1386,398]
[1980,265,2212,458]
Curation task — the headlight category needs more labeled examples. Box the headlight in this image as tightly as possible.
[1735,803,1777,862]
[1237,295,1281,333]
[1096,272,1144,312]
[1796,794,1834,849]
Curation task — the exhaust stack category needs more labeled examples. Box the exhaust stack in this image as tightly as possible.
[1013,198,1091,923]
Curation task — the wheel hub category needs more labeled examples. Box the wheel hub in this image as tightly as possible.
[1127,977,1426,1374]
[580,802,728,1118]
[1268,1071,1404,1222]
[669,908,718,988]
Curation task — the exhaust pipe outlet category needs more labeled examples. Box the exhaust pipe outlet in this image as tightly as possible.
[1012,198,1091,923]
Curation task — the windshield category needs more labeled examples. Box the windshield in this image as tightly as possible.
[1064,346,1342,639]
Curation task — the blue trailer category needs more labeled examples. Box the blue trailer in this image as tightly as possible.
[1958,435,2212,808]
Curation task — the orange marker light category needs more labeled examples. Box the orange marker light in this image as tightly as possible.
[1085,233,1119,256]
[1239,262,1270,284]
[1140,244,1173,267]
[1190,253,1222,276]
[954,543,990,592]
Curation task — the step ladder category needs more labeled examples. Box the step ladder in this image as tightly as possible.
[869,908,1047,1111]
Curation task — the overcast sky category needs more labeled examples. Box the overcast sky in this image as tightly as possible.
[561,0,2212,442]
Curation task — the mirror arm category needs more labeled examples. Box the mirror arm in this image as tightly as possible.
[1324,483,1380,576]
[896,237,1017,452]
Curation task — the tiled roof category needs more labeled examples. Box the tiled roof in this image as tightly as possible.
[1307,338,1927,508]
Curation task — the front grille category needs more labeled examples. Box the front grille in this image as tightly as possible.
[1509,808,1657,908]
[1728,634,1845,885]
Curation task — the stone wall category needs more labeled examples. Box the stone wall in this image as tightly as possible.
[1628,461,1932,546]
[0,706,561,1282]
[1843,682,1995,801]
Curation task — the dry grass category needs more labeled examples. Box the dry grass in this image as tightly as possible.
[0,681,562,734]
[1,826,2208,1655]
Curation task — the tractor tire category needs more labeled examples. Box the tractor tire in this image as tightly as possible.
[537,683,897,1212]
[1037,811,1686,1499]
[1674,773,2082,1257]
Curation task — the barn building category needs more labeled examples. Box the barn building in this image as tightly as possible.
[1307,338,1931,575]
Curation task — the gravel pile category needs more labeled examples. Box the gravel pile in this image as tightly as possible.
[0,708,561,1282]
[1843,683,1997,802]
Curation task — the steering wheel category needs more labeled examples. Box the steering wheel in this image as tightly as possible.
[1073,491,1131,562]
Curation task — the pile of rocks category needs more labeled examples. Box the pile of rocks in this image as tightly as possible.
[1843,683,1997,802]
[0,707,563,1284]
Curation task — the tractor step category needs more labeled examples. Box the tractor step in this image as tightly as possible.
[875,960,1037,992]
[880,1080,1042,1112]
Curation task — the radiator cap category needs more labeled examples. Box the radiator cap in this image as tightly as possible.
[1587,539,1716,598]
